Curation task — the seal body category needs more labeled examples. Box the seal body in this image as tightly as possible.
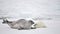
[2,19,35,30]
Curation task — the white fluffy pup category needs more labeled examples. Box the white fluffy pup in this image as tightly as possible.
[32,20,46,28]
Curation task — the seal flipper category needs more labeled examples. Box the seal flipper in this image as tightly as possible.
[18,27,24,30]
[31,27,36,29]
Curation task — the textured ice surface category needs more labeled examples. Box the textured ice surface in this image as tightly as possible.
[0,17,60,34]
[0,0,60,34]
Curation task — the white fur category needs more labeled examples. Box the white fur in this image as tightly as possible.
[33,20,46,28]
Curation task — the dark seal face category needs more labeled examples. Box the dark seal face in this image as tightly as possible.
[28,20,34,24]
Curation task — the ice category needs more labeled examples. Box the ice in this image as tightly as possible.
[0,0,60,34]
[0,17,60,34]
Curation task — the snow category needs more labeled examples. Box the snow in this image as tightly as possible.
[0,0,60,34]
[0,17,60,34]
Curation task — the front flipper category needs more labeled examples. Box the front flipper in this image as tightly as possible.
[18,27,24,30]
[31,27,36,29]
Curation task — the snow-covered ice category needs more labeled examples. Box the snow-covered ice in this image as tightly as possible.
[0,17,60,34]
[0,0,60,34]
